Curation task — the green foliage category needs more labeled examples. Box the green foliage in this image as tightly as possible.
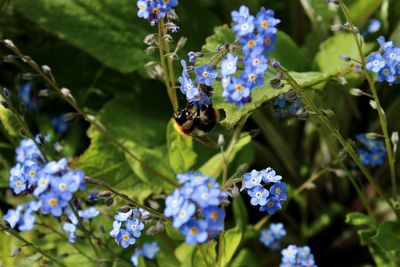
[373,221,400,251]
[199,133,251,178]
[166,120,197,173]
[14,0,151,74]
[221,225,242,267]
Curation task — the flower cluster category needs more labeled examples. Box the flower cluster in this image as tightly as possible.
[242,168,287,215]
[4,137,99,241]
[131,241,160,266]
[3,201,40,231]
[164,171,227,245]
[366,36,400,84]
[178,60,216,107]
[136,0,178,26]
[260,223,286,250]
[280,245,317,267]
[273,92,302,118]
[110,208,149,248]
[356,134,387,167]
[221,6,280,107]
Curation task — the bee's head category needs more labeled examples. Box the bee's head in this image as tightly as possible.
[173,109,188,125]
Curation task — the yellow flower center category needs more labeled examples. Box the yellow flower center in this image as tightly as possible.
[210,212,218,220]
[248,40,255,47]
[152,7,159,14]
[41,179,47,186]
[207,182,213,188]
[383,69,389,75]
[276,188,281,194]
[249,74,256,81]
[264,38,271,45]
[235,84,243,91]
[29,171,36,177]
[190,227,198,234]
[179,210,186,218]
[267,202,274,207]
[261,21,269,28]
[123,234,129,241]
[49,198,58,207]
[202,71,209,78]
[16,181,22,187]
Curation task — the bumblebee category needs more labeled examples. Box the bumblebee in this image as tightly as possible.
[173,102,218,136]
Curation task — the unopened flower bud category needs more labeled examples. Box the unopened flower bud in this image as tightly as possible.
[330,24,342,32]
[175,37,187,51]
[10,247,21,257]
[143,34,157,46]
[218,134,225,146]
[117,206,131,213]
[391,131,398,145]
[349,88,363,96]
[340,54,351,62]
[42,65,52,74]
[3,39,15,48]
[145,46,156,55]
[105,197,114,206]
[369,100,377,109]
[98,191,113,199]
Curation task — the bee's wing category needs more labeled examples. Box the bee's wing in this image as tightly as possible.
[190,134,219,149]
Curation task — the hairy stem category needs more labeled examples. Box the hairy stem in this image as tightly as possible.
[338,0,397,197]
[158,19,179,111]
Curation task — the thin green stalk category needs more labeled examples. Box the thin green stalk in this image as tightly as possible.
[278,65,397,214]
[0,223,67,267]
[1,39,179,188]
[338,0,397,197]
[68,202,100,258]
[158,19,178,111]
[339,162,373,217]
[161,20,178,111]
[216,232,224,267]
[36,221,95,263]
[85,177,166,219]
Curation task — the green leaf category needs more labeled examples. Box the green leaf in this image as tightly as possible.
[138,255,147,267]
[232,197,248,233]
[358,228,394,267]
[167,120,197,173]
[347,0,384,28]
[270,31,311,71]
[314,33,359,72]
[373,221,400,251]
[230,249,262,267]
[166,223,185,241]
[199,133,251,178]
[221,225,242,267]
[346,212,376,227]
[193,241,217,267]
[175,243,195,267]
[391,23,400,44]
[75,95,175,197]
[14,0,150,74]
[0,105,20,138]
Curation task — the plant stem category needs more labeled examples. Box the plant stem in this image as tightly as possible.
[158,19,178,111]
[36,221,95,263]
[68,202,100,258]
[338,0,397,197]
[0,223,67,267]
[85,177,166,219]
[278,65,396,214]
[1,39,179,188]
